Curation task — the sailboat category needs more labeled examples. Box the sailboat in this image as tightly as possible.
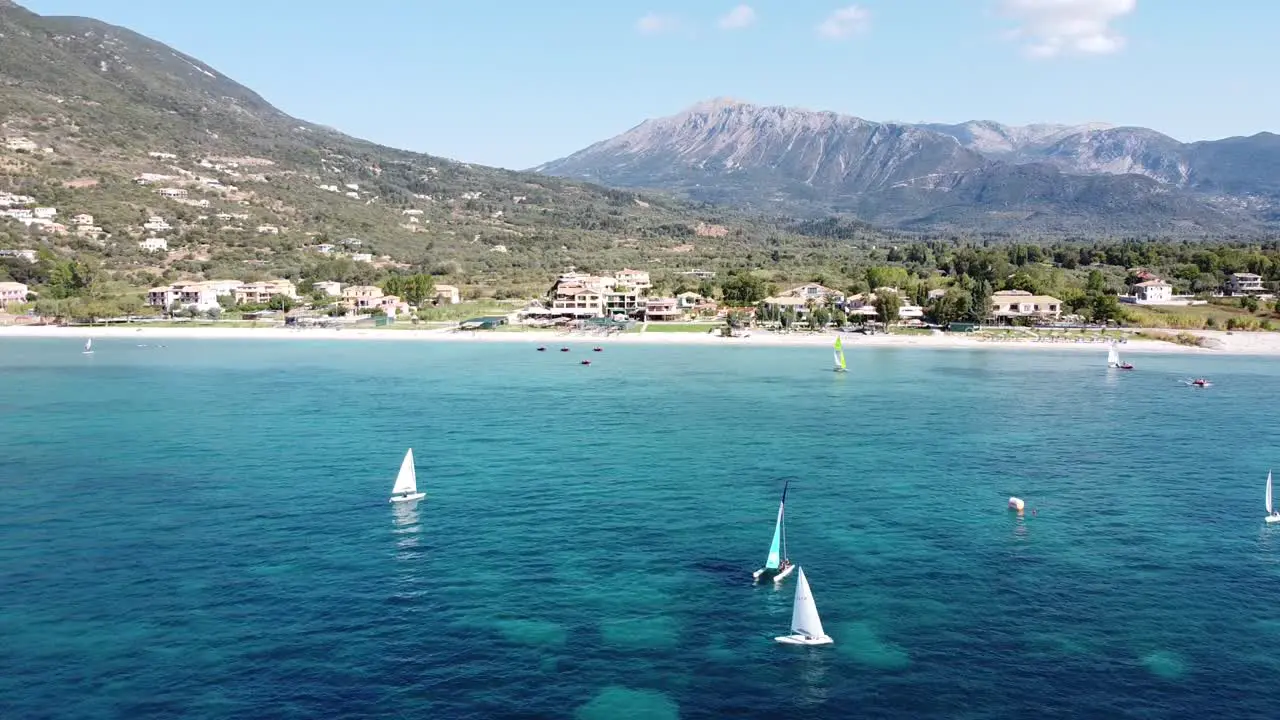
[832,336,847,373]
[753,481,795,583]
[1107,342,1132,370]
[1266,470,1280,524]
[82,338,93,355]
[774,567,834,646]
[389,448,425,503]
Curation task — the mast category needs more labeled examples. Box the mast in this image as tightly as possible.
[781,480,789,561]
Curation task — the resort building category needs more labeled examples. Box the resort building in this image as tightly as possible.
[342,285,386,310]
[0,281,29,308]
[615,269,652,290]
[146,280,244,312]
[604,288,643,317]
[988,290,1063,321]
[550,284,605,317]
[643,297,682,322]
[1225,273,1265,295]
[138,237,168,252]
[234,280,298,305]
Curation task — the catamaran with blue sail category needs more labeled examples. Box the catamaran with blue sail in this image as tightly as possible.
[753,481,795,583]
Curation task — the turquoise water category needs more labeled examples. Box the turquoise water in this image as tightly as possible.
[2,338,1279,719]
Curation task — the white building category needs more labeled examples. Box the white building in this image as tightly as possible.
[314,244,335,254]
[351,253,373,263]
[433,285,461,305]
[0,281,29,308]
[4,137,38,152]
[313,281,343,297]
[146,280,243,312]
[256,225,280,235]
[148,151,178,160]
[143,217,172,232]
[71,213,94,226]
[138,237,168,252]
[1226,273,1265,295]
[33,207,56,219]
[1132,280,1173,304]
[615,269,652,290]
[158,188,188,199]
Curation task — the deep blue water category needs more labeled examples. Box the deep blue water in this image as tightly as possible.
[2,337,1279,719]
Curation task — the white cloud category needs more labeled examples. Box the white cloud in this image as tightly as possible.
[636,12,681,36]
[816,5,871,39]
[1000,0,1137,58]
[718,5,757,30]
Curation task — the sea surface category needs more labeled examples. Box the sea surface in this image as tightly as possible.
[2,337,1279,719]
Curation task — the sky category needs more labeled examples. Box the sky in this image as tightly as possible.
[19,0,1280,170]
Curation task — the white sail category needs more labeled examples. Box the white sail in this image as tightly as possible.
[789,567,826,639]
[84,339,92,352]
[391,449,417,496]
[1267,470,1273,515]
[1107,344,1119,366]
[832,349,841,369]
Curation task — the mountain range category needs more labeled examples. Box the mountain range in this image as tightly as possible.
[534,98,1280,233]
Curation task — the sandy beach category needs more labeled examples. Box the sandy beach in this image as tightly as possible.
[5,323,1280,355]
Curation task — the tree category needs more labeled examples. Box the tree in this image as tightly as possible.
[184,306,200,319]
[926,288,972,325]
[383,273,435,306]
[810,306,831,330]
[721,272,773,306]
[1086,269,1106,294]
[1090,293,1124,324]
[168,300,183,319]
[267,294,295,312]
[875,289,902,326]
[1241,295,1260,312]
[205,307,222,320]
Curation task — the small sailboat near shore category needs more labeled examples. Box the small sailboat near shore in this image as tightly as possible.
[389,448,425,503]
[1266,470,1280,524]
[82,338,93,355]
[1107,342,1132,370]
[753,481,795,583]
[832,336,847,373]
[774,567,834,646]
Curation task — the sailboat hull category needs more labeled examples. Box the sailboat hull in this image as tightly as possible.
[389,492,425,503]
[1266,515,1280,524]
[753,563,796,583]
[774,633,833,646]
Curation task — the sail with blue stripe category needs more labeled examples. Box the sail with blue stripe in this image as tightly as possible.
[764,481,789,569]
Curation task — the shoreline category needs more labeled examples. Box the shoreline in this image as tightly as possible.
[3,323,1275,355]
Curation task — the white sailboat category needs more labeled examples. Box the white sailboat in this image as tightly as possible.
[389,448,425,503]
[753,481,795,583]
[775,567,834,646]
[832,336,847,373]
[1266,470,1280,524]
[1106,342,1131,369]
[82,338,93,355]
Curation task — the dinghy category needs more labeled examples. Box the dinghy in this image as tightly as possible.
[389,448,425,503]
[82,338,93,355]
[753,481,795,583]
[1266,470,1280,524]
[1107,343,1132,370]
[774,567,834,646]
[832,336,847,373]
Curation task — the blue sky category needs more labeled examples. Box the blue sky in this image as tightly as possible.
[21,0,1280,170]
